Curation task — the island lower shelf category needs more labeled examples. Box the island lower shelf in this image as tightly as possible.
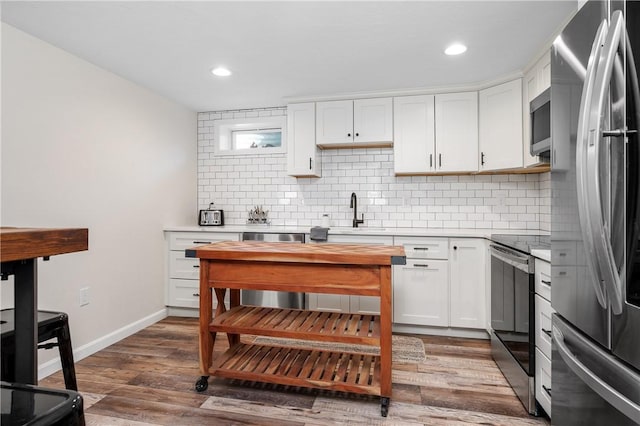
[209,305,381,345]
[211,342,382,395]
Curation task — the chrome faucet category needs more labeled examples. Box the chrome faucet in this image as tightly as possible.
[350,192,364,228]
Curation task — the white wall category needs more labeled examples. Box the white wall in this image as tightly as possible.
[198,108,551,231]
[1,23,197,370]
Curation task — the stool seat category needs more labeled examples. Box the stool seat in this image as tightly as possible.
[1,309,78,391]
[1,381,85,426]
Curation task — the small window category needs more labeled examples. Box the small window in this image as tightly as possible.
[214,116,286,155]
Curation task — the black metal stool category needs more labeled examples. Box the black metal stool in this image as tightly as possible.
[1,309,78,391]
[1,380,85,425]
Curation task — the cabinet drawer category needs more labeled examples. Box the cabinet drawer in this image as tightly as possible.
[552,241,576,266]
[169,252,200,280]
[535,294,554,359]
[393,237,448,259]
[168,232,239,251]
[535,348,552,417]
[167,279,229,309]
[168,279,200,308]
[535,258,551,301]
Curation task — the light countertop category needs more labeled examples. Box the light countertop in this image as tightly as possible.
[164,224,549,240]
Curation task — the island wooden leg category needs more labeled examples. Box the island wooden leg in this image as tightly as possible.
[227,289,241,346]
[197,260,212,391]
[379,265,393,417]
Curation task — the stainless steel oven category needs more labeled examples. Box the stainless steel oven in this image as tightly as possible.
[490,238,537,415]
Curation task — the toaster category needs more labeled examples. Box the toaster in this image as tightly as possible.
[199,205,224,226]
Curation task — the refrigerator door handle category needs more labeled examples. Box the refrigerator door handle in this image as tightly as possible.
[586,10,627,315]
[575,18,609,309]
[553,325,640,423]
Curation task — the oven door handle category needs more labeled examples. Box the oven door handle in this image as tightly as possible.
[490,245,531,273]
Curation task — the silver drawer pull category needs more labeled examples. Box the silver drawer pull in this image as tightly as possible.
[541,279,551,286]
[193,265,200,268]
[414,264,430,268]
[193,241,211,244]
[542,385,552,397]
[192,293,200,297]
[413,247,430,250]
[542,328,552,338]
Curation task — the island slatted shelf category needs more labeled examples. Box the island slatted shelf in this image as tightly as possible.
[186,240,406,417]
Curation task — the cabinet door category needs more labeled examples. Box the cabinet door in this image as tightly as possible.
[393,259,449,326]
[449,239,486,329]
[316,100,353,145]
[353,97,393,143]
[393,95,435,174]
[435,92,479,173]
[479,78,523,171]
[308,293,350,313]
[350,296,380,315]
[287,103,320,177]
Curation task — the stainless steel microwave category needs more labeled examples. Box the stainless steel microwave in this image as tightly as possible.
[530,88,551,156]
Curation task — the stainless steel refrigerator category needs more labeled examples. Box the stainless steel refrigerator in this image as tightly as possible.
[551,0,640,424]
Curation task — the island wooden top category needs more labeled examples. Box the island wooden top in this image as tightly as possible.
[186,240,406,266]
[0,227,89,262]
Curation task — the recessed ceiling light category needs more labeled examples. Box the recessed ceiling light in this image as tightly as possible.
[444,43,467,56]
[211,67,232,77]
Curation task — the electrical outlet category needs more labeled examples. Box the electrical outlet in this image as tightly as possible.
[79,287,90,306]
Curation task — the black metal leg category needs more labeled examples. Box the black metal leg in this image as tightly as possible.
[13,259,38,385]
[57,317,78,391]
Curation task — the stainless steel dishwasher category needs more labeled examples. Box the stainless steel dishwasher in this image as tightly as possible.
[240,231,307,309]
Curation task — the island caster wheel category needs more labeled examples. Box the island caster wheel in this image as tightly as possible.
[195,376,209,392]
[381,397,390,417]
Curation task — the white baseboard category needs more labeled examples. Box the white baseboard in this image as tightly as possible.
[38,308,168,380]
[393,324,490,339]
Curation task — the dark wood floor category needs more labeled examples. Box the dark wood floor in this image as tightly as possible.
[40,317,550,425]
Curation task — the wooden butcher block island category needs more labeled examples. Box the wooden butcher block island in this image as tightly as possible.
[186,240,406,416]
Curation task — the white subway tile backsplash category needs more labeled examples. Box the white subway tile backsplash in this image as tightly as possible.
[197,107,551,230]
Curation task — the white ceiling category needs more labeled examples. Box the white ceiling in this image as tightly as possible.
[1,1,577,112]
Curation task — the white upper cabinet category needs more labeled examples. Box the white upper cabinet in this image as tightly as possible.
[523,51,551,167]
[316,97,393,147]
[393,92,477,174]
[287,102,321,177]
[435,92,478,173]
[479,78,523,171]
[393,95,435,174]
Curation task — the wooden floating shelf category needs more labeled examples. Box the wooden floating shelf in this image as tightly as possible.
[210,306,381,346]
[211,343,381,396]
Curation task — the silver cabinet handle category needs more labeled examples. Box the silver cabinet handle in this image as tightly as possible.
[542,385,552,397]
[413,264,430,268]
[574,17,609,310]
[542,328,552,338]
[192,293,200,297]
[541,279,551,286]
[413,247,430,251]
[429,154,433,168]
[193,241,210,244]
[192,265,200,268]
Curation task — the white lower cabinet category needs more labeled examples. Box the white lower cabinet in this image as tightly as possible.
[307,234,393,314]
[166,231,239,310]
[449,239,486,328]
[534,257,553,418]
[393,258,449,326]
[393,237,486,330]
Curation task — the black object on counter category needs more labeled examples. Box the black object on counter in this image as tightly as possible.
[309,227,329,241]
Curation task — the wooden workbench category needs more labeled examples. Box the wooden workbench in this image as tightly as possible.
[186,240,405,417]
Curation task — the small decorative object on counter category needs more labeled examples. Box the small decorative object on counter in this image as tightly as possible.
[247,205,270,224]
[321,214,331,228]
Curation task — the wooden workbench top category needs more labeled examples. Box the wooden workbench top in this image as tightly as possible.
[186,240,406,266]
[0,227,88,262]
